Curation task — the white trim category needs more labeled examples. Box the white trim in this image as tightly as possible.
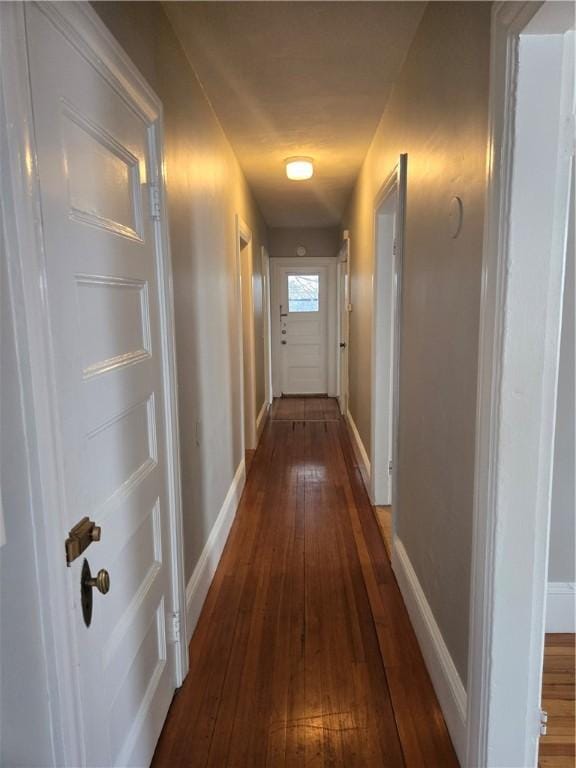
[236,216,257,451]
[345,409,371,490]
[261,245,273,408]
[370,156,407,508]
[0,9,75,762]
[0,3,187,763]
[336,236,350,415]
[392,538,467,764]
[546,582,576,633]
[145,26,188,689]
[185,459,246,642]
[467,4,574,766]
[255,398,269,441]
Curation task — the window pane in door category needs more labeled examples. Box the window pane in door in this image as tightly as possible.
[288,274,319,312]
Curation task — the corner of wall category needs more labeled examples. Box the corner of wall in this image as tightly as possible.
[392,537,467,764]
[186,458,246,641]
[345,409,371,494]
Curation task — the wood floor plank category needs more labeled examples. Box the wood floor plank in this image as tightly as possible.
[540,633,576,768]
[335,419,459,768]
[152,399,458,767]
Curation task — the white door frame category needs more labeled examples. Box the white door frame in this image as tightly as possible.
[236,215,257,451]
[261,245,273,409]
[0,3,187,764]
[370,156,407,507]
[270,256,338,398]
[336,234,350,415]
[466,3,574,766]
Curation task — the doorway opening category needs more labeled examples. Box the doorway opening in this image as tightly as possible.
[237,217,257,462]
[261,245,273,410]
[370,155,407,510]
[467,4,574,766]
[337,234,350,416]
[270,257,338,398]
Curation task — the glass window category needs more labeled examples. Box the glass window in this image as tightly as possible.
[288,274,319,313]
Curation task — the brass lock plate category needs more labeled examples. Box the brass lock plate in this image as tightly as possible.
[80,558,111,628]
[81,558,94,627]
[65,517,101,565]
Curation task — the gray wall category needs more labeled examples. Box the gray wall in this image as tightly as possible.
[342,2,491,683]
[93,2,269,581]
[269,226,340,260]
[548,167,575,583]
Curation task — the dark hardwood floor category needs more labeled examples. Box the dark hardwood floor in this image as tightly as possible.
[539,633,576,768]
[153,398,458,767]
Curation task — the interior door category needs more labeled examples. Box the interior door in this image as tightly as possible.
[279,266,328,395]
[338,248,350,414]
[26,6,176,766]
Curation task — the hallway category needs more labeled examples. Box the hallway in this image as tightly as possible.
[152,399,458,767]
[3,3,573,765]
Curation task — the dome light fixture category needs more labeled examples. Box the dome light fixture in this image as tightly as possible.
[285,157,314,181]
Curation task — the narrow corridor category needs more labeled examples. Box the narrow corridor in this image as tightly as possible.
[152,399,458,767]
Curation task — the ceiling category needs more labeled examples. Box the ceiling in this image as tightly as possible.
[164,2,425,227]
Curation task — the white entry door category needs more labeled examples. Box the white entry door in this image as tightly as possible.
[26,5,178,766]
[279,266,328,394]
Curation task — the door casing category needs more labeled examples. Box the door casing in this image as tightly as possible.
[270,256,339,398]
[0,3,187,764]
[370,156,407,508]
[467,3,574,766]
[236,215,257,452]
[337,236,350,415]
[261,245,273,410]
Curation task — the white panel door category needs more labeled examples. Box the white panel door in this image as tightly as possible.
[26,6,175,766]
[279,267,328,394]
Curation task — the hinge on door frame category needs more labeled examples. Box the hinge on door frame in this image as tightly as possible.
[169,611,181,644]
[149,182,161,221]
[539,708,548,737]
[388,460,393,475]
[392,239,397,256]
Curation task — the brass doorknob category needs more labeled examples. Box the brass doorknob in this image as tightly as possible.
[86,569,110,595]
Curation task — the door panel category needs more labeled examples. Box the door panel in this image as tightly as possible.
[279,267,328,394]
[26,6,174,766]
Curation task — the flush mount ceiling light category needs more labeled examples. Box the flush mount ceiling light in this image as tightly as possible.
[285,157,314,181]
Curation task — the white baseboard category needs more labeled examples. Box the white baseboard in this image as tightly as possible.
[392,537,467,764]
[185,459,246,642]
[546,582,576,632]
[256,399,269,441]
[345,409,371,490]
